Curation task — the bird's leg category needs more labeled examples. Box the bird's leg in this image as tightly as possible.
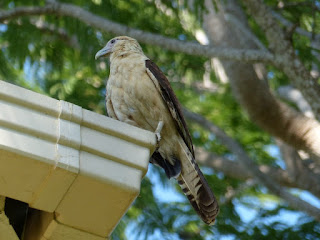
[155,121,164,143]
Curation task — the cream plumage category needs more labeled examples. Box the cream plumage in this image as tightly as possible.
[95,36,219,225]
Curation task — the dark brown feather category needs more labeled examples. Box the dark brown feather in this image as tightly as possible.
[145,59,194,157]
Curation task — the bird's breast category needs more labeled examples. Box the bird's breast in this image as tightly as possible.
[106,56,182,160]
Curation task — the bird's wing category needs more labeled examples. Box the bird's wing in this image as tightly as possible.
[145,59,194,157]
[146,60,219,224]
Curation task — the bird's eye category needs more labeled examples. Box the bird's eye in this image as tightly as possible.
[111,39,115,44]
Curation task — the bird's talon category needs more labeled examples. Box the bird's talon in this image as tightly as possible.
[155,121,164,143]
[156,132,161,142]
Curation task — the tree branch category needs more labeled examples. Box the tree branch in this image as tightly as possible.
[6,17,80,49]
[271,10,320,49]
[220,179,256,205]
[224,13,268,51]
[184,109,320,221]
[173,81,220,94]
[277,140,320,198]
[202,0,320,161]
[29,18,80,49]
[0,3,275,63]
[244,0,320,121]
[277,85,314,118]
[195,147,295,188]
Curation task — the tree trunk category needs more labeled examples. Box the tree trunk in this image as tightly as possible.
[202,0,320,160]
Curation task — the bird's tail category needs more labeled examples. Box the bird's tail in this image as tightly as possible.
[176,139,219,225]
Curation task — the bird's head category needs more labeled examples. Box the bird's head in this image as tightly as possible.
[95,36,143,61]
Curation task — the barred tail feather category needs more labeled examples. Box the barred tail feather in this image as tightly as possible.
[177,139,219,225]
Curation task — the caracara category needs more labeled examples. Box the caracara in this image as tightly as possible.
[95,36,219,225]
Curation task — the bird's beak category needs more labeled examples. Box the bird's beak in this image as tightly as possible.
[95,45,112,60]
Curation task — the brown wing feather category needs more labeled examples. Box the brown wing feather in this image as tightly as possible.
[145,59,219,225]
[145,60,194,157]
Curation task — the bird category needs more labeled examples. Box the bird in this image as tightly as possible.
[95,36,219,225]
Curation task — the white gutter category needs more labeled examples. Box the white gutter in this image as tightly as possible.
[0,80,156,239]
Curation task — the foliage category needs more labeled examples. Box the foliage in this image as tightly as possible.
[0,0,320,240]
